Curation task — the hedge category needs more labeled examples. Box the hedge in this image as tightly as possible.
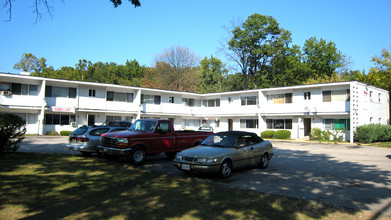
[261,130,291,139]
[354,124,391,143]
[274,130,291,139]
[60,131,72,136]
[261,130,275,138]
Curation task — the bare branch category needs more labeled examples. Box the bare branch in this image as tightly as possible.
[2,0,12,22]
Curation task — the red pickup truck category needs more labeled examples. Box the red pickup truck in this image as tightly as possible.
[97,119,213,165]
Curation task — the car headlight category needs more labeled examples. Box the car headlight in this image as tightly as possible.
[117,138,128,146]
[175,155,183,161]
[197,158,218,164]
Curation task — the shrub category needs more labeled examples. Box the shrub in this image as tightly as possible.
[261,130,275,138]
[46,131,60,136]
[60,131,72,136]
[310,128,322,140]
[274,130,291,139]
[355,124,391,143]
[0,113,26,153]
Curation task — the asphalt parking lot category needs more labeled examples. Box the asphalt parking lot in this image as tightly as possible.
[18,136,391,218]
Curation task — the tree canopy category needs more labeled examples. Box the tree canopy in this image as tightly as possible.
[13,13,383,95]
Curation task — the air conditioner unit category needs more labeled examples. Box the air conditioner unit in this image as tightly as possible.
[71,122,76,127]
[0,91,11,96]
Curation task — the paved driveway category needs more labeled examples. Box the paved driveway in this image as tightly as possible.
[18,137,391,218]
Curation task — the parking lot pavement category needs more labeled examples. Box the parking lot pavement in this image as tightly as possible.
[17,136,391,218]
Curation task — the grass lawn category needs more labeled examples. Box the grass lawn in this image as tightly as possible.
[0,153,374,220]
[368,142,391,148]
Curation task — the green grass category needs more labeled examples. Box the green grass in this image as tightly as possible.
[368,142,391,148]
[0,153,374,219]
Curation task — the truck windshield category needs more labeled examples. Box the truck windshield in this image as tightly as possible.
[129,120,157,133]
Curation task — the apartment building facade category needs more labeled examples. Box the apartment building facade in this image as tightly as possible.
[0,72,389,143]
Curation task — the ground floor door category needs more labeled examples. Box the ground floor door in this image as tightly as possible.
[304,118,311,136]
[88,114,95,126]
[228,119,233,131]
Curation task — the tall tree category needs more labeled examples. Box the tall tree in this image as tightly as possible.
[151,46,200,92]
[13,53,39,72]
[367,48,391,91]
[302,37,344,79]
[225,13,293,89]
[198,56,228,93]
[2,0,141,22]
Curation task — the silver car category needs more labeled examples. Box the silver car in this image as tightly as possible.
[173,131,273,178]
[66,125,128,156]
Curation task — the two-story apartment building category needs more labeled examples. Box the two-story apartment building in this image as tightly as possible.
[0,72,389,143]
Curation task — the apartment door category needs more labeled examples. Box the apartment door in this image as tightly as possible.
[228,119,233,131]
[88,114,95,126]
[304,118,311,136]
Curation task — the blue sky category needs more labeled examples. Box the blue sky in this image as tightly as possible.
[1,0,390,74]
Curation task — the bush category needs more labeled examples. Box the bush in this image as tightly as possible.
[261,130,275,138]
[46,131,60,136]
[355,124,391,143]
[60,131,72,136]
[274,130,291,139]
[310,128,322,140]
[0,113,26,153]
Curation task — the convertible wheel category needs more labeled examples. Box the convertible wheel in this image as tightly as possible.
[130,147,146,165]
[259,154,269,169]
[81,152,92,157]
[219,160,232,178]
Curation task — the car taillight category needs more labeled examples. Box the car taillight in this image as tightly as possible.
[77,137,89,142]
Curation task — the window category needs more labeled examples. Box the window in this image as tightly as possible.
[240,119,258,128]
[203,98,220,107]
[106,116,122,121]
[107,92,133,102]
[10,83,38,96]
[182,98,201,107]
[322,91,331,102]
[89,128,110,136]
[115,92,126,102]
[323,90,350,102]
[107,91,114,101]
[241,96,257,106]
[45,86,76,98]
[0,82,10,91]
[272,93,292,104]
[182,119,201,128]
[89,89,96,97]
[304,92,311,100]
[68,88,77,98]
[169,97,174,103]
[228,97,233,103]
[266,119,293,129]
[29,85,38,95]
[45,114,75,125]
[324,119,350,130]
[11,83,22,95]
[378,93,381,102]
[141,95,161,104]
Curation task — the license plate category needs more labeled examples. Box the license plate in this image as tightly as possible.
[72,139,77,143]
[182,164,190,170]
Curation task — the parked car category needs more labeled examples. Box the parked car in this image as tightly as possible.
[172,131,274,178]
[198,124,213,132]
[66,125,128,156]
[98,119,213,165]
[101,120,132,128]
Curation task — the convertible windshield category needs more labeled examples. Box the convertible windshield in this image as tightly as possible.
[129,120,157,133]
[201,134,236,148]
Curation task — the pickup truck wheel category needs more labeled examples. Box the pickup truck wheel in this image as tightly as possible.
[259,154,269,169]
[219,160,232,178]
[130,147,146,165]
